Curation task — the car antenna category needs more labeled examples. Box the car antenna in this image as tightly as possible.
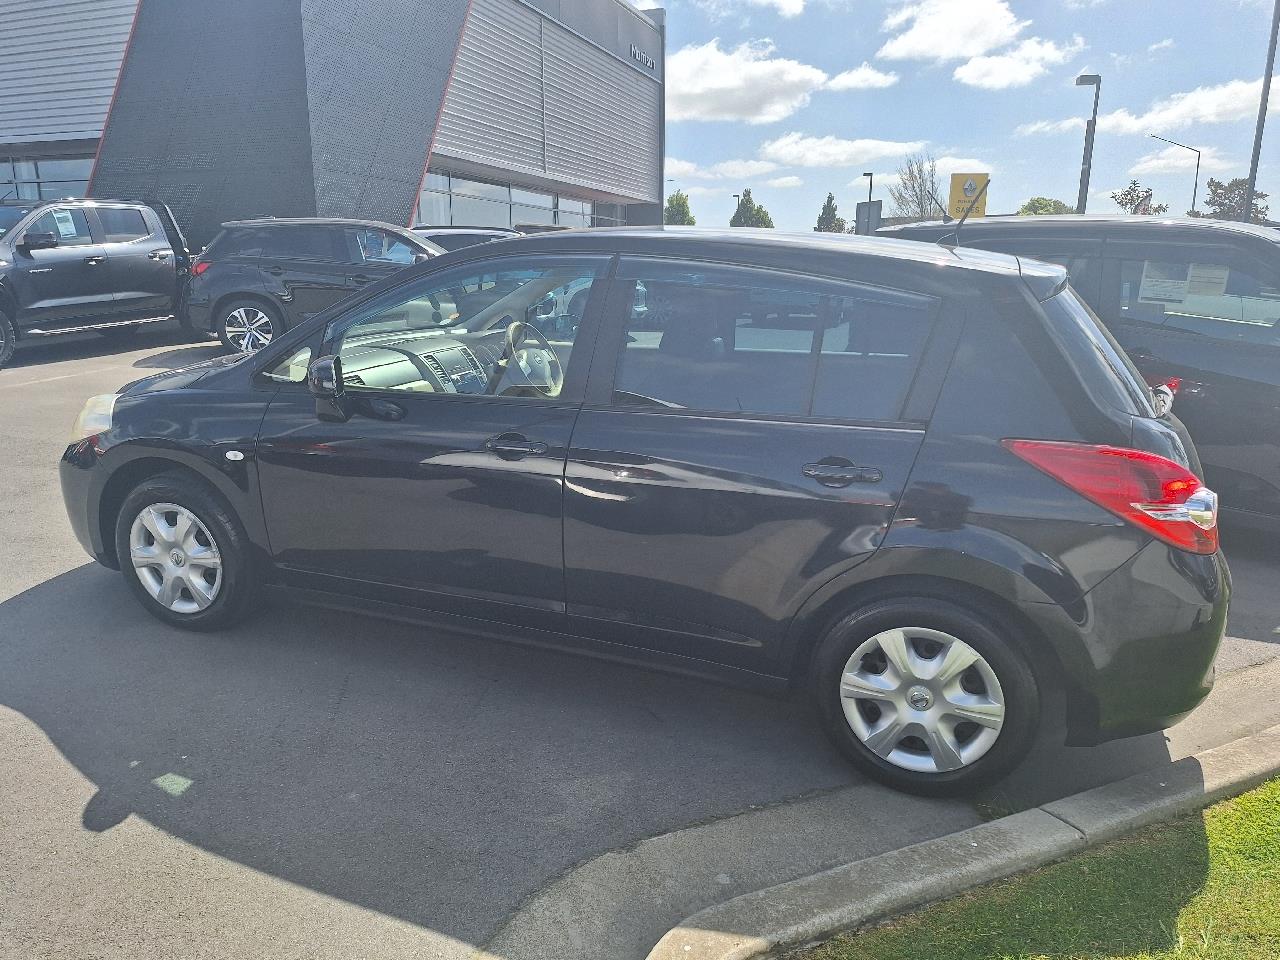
[0,186,15,202]
[937,178,990,248]
[927,188,953,223]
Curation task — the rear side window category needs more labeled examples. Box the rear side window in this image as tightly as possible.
[1043,289,1155,417]
[98,208,150,242]
[612,263,938,422]
[262,225,339,261]
[207,227,264,259]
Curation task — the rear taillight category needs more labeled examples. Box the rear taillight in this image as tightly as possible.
[1003,439,1219,555]
[190,261,211,277]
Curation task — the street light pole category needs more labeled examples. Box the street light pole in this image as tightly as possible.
[1075,74,1102,215]
[1149,134,1202,212]
[863,172,874,205]
[1244,0,1279,222]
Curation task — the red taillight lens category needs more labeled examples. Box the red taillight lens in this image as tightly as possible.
[190,261,211,277]
[1003,439,1219,555]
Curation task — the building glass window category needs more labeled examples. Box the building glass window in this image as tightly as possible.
[415,170,632,231]
[1,155,93,203]
[451,194,512,228]
[416,190,451,227]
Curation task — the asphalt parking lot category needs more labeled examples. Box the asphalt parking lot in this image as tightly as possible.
[3,327,1279,960]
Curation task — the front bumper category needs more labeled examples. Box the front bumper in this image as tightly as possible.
[1020,540,1230,746]
[60,439,115,568]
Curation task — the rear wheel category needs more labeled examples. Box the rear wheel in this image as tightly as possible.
[0,311,15,369]
[217,299,280,354]
[811,597,1040,796]
[114,472,263,631]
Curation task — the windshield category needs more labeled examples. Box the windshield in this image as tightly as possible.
[0,205,35,239]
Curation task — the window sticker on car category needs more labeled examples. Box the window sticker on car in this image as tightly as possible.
[1138,261,1190,304]
[1185,263,1230,298]
[51,209,78,239]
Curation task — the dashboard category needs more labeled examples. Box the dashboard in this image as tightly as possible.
[340,333,500,394]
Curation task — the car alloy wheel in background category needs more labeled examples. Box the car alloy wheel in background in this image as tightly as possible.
[220,304,277,353]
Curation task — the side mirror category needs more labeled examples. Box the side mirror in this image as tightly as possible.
[308,355,351,422]
[20,231,59,251]
[413,252,433,265]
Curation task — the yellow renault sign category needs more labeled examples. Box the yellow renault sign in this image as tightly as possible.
[948,173,989,219]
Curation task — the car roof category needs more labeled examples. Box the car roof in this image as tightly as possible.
[413,225,518,234]
[223,216,417,231]
[452,225,1067,298]
[882,214,1280,244]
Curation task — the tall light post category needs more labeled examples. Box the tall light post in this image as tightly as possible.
[1149,134,1202,213]
[1075,73,1102,215]
[1244,0,1279,222]
[862,171,874,204]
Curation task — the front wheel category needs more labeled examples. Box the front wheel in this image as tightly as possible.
[114,472,263,631]
[217,299,280,354]
[811,597,1040,796]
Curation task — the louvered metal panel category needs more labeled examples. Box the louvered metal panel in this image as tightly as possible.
[0,0,137,145]
[434,0,546,175]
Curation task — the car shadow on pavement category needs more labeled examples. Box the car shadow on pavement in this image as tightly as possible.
[130,343,226,369]
[4,325,202,370]
[1,563,888,949]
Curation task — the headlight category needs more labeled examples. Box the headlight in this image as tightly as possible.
[70,394,117,442]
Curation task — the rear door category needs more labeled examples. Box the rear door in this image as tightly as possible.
[562,258,943,673]
[96,205,177,319]
[9,206,112,326]
[258,224,354,330]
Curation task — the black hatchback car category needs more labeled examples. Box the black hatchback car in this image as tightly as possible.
[182,217,444,353]
[882,216,1280,530]
[61,228,1228,795]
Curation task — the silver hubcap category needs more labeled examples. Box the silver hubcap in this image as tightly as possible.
[840,627,1006,774]
[223,307,274,352]
[129,503,223,614]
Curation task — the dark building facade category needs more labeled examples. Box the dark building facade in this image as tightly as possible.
[1,0,664,246]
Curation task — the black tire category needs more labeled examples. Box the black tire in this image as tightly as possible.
[0,310,16,369]
[810,596,1040,797]
[216,298,281,355]
[113,471,263,631]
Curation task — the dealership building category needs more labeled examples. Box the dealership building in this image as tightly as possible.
[0,0,665,244]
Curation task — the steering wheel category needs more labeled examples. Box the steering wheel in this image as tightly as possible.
[486,320,565,398]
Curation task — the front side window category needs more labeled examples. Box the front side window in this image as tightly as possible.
[346,227,418,265]
[612,264,938,422]
[98,208,150,243]
[329,259,601,398]
[27,207,93,246]
[1118,256,1280,344]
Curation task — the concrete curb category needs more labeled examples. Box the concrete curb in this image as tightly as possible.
[646,722,1280,960]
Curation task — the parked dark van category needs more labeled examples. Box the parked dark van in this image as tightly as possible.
[182,218,444,353]
[61,228,1228,795]
[882,216,1280,529]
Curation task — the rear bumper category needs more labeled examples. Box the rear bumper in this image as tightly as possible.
[183,295,214,332]
[1020,541,1229,746]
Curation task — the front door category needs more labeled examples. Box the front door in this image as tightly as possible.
[1099,240,1280,520]
[255,255,610,627]
[563,259,940,672]
[10,206,112,326]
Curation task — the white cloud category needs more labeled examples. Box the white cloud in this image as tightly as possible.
[1097,77,1269,134]
[692,0,807,17]
[954,35,1085,89]
[828,62,899,90]
[683,185,731,197]
[1016,117,1086,135]
[878,0,1029,61]
[936,155,998,178]
[766,175,805,187]
[667,39,829,124]
[759,132,926,167]
[666,157,780,180]
[1148,38,1175,53]
[1130,144,1230,175]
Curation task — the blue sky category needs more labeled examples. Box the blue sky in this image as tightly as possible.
[645,0,1279,230]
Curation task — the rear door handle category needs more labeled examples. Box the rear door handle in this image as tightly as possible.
[803,461,882,488]
[148,249,172,261]
[349,274,374,285]
[485,433,548,460]
[84,255,106,265]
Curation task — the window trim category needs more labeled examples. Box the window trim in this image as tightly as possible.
[583,256,944,427]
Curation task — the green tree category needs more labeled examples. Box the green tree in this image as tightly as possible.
[1111,180,1169,215]
[1187,177,1270,224]
[814,192,847,233]
[1018,197,1074,216]
[664,189,696,226]
[729,188,775,228]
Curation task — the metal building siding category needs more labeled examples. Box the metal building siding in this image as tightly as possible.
[433,0,546,174]
[542,20,659,202]
[433,0,661,204]
[0,0,137,145]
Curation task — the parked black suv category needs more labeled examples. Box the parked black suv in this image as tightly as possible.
[183,218,444,354]
[0,198,189,368]
[881,216,1280,529]
[60,229,1228,795]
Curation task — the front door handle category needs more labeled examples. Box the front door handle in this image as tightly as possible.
[148,250,172,261]
[803,460,883,488]
[84,255,106,265]
[485,433,548,460]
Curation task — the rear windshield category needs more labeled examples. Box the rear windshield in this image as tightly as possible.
[1042,288,1156,417]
